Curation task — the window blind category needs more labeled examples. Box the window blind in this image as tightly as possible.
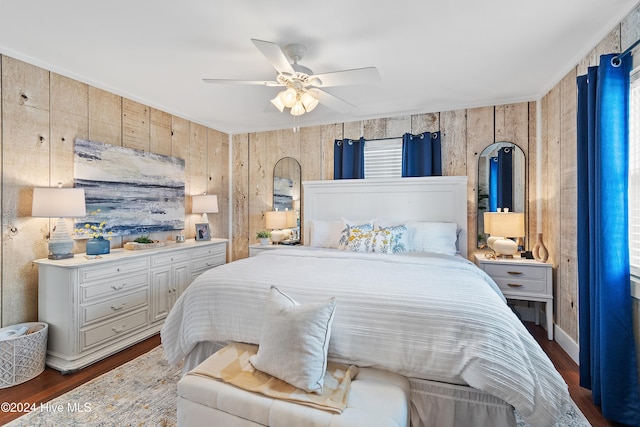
[363,138,402,179]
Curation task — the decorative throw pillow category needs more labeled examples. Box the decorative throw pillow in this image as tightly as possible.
[346,228,393,253]
[378,224,409,253]
[338,221,374,250]
[249,286,337,394]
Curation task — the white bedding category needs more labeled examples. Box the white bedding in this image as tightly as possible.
[161,248,570,427]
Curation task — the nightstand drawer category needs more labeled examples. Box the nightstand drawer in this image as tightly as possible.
[482,263,547,281]
[492,277,546,294]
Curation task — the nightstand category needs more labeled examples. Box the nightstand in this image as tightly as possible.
[249,243,298,257]
[474,254,553,340]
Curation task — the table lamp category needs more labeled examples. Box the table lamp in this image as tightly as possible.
[483,211,524,257]
[192,194,218,223]
[265,210,288,244]
[32,184,86,259]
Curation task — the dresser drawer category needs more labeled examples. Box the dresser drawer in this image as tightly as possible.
[151,251,189,267]
[81,289,149,326]
[191,254,225,274]
[81,309,149,351]
[80,258,149,283]
[80,271,149,302]
[190,243,226,260]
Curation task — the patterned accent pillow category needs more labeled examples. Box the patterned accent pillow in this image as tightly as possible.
[378,224,409,253]
[347,228,393,253]
[338,222,374,250]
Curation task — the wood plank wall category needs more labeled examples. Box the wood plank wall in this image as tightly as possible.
[232,104,533,264]
[0,56,230,326]
[540,5,639,344]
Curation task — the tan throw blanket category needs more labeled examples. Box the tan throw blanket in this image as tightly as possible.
[187,342,359,414]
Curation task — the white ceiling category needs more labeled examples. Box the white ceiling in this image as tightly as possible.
[0,0,638,134]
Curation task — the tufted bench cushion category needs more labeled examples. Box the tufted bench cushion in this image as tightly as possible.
[177,366,411,427]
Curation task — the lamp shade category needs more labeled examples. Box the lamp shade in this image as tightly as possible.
[32,187,86,218]
[483,212,524,237]
[192,194,219,214]
[265,211,287,230]
[286,210,297,228]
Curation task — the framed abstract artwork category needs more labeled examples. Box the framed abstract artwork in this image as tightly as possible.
[74,138,186,236]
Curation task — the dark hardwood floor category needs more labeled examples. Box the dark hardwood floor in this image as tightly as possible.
[0,325,622,426]
[0,334,160,425]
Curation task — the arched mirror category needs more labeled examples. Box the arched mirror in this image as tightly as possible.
[273,157,301,241]
[477,142,526,248]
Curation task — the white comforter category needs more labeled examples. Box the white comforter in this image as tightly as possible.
[161,248,570,426]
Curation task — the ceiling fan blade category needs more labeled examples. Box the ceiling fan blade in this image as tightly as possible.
[202,78,281,86]
[314,89,355,113]
[311,67,380,87]
[251,39,295,75]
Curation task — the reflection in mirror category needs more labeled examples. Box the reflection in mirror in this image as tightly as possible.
[273,157,301,243]
[477,142,525,249]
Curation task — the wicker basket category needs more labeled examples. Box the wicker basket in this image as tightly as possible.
[0,322,48,388]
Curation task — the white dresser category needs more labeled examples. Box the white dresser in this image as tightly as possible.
[35,238,227,372]
[474,253,553,340]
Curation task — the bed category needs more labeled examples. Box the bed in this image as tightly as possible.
[161,176,571,427]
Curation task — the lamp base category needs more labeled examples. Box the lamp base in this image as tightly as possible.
[48,252,74,260]
[492,238,518,258]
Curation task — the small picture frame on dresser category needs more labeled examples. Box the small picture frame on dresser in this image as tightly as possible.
[195,223,210,241]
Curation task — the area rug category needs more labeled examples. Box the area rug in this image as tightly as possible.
[5,346,182,427]
[6,345,591,427]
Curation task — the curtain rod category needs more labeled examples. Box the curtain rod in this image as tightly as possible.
[357,131,439,142]
[613,37,640,65]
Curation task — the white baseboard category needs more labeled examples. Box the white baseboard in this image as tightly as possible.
[512,302,580,365]
[554,324,580,365]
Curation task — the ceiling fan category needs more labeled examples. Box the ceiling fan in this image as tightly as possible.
[203,39,380,116]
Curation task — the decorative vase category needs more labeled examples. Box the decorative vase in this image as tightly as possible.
[532,232,549,262]
[86,236,110,255]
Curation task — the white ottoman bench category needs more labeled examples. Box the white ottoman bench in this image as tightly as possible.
[177,366,411,427]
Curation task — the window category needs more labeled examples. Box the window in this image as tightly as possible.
[628,68,640,276]
[363,138,402,179]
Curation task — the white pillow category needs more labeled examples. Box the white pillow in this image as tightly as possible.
[378,224,409,253]
[408,221,458,255]
[309,220,344,248]
[249,286,336,393]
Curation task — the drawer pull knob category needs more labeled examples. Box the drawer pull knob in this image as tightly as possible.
[110,303,126,311]
[111,283,126,290]
[507,283,523,287]
[112,324,126,333]
[507,271,523,275]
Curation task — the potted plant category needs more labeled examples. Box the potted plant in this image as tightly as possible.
[256,230,271,245]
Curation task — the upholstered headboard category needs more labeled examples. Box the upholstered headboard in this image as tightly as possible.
[302,176,468,257]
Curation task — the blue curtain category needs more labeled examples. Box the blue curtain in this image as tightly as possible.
[401,131,442,177]
[489,157,499,212]
[577,53,640,425]
[497,147,513,211]
[334,138,365,179]
[488,148,513,212]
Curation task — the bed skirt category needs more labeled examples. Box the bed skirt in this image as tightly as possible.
[178,342,516,427]
[408,377,515,427]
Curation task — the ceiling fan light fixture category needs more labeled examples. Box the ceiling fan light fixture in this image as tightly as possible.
[270,95,285,112]
[301,91,319,112]
[290,100,305,116]
[279,88,298,108]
